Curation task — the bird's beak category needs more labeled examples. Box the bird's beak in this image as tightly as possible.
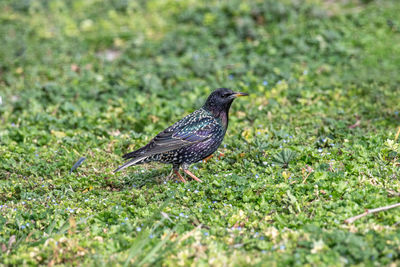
[232,92,249,98]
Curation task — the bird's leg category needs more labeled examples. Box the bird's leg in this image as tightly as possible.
[203,154,214,163]
[182,166,203,183]
[173,169,186,183]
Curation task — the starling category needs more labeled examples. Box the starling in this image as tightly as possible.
[114,88,248,183]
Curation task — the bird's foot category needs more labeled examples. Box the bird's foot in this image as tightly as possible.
[174,170,187,183]
[183,169,203,183]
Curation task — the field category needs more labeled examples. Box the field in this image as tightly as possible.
[1,0,400,265]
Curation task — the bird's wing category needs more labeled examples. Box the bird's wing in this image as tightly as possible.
[146,116,217,154]
[123,110,218,159]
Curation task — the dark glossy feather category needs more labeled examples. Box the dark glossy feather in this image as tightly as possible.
[122,109,216,160]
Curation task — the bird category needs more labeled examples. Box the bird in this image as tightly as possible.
[114,88,248,183]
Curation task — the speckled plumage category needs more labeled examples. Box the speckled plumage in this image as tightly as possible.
[114,88,248,182]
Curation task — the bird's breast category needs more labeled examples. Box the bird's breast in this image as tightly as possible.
[217,112,229,130]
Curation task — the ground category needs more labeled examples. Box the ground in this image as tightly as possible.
[1,0,400,265]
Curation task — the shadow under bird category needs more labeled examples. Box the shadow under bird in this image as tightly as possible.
[114,88,248,183]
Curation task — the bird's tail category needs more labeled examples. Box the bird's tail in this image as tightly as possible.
[122,146,148,160]
[113,156,147,173]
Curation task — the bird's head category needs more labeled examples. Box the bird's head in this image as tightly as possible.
[203,88,248,114]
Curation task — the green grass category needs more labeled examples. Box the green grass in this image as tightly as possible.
[1,0,400,265]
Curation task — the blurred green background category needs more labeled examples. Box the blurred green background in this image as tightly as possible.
[1,0,400,265]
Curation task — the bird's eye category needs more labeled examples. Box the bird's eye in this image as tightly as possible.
[222,93,230,98]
